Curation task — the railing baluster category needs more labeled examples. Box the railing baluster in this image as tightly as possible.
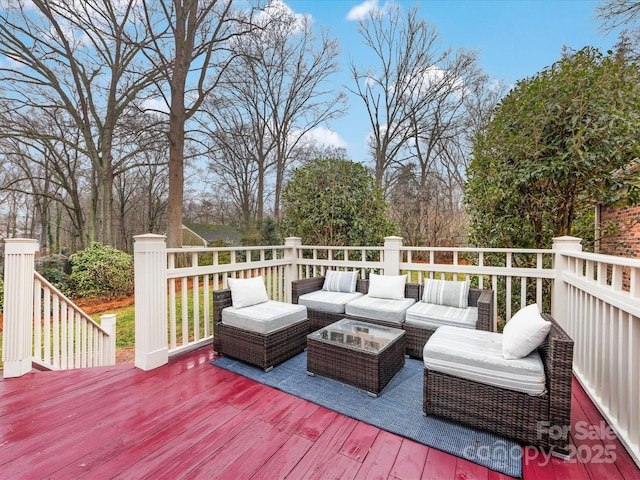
[34,279,42,361]
[43,287,51,364]
[181,276,188,348]
[61,302,67,369]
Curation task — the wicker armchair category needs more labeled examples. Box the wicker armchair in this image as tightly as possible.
[423,314,574,456]
[404,288,494,358]
[213,289,309,371]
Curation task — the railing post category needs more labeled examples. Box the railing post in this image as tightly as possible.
[284,237,302,303]
[2,238,38,378]
[100,314,117,366]
[134,234,168,370]
[552,236,582,329]
[383,236,403,275]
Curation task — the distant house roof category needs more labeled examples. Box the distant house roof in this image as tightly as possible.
[182,223,242,246]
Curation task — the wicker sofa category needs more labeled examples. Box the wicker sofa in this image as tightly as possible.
[213,288,309,371]
[292,276,421,331]
[422,313,574,456]
[293,276,494,359]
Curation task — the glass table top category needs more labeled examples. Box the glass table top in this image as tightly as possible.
[307,318,404,354]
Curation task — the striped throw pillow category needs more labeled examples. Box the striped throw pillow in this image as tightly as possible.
[423,279,470,308]
[322,270,358,293]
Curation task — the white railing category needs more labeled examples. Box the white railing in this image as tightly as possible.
[2,239,116,378]
[33,272,116,370]
[6,234,636,466]
[133,234,293,369]
[132,234,638,466]
[557,248,640,466]
[291,236,556,330]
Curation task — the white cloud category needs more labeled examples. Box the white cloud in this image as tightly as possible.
[307,126,348,149]
[346,0,396,21]
[259,0,312,33]
[141,97,170,115]
[346,0,380,21]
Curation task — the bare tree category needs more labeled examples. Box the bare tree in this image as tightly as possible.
[597,0,640,31]
[597,1,640,61]
[349,4,451,191]
[0,0,161,246]
[351,4,505,246]
[202,1,346,221]
[138,0,257,247]
[0,107,93,251]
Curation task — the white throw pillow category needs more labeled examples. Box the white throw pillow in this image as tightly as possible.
[423,278,470,308]
[502,303,552,360]
[227,276,269,308]
[322,270,358,293]
[367,273,407,300]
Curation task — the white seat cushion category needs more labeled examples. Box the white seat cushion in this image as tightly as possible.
[423,326,547,396]
[345,295,416,325]
[298,290,364,314]
[405,302,478,330]
[221,301,307,334]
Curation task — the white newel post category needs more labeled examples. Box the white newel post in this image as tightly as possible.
[100,314,117,366]
[383,236,403,275]
[551,236,582,329]
[284,237,302,303]
[3,238,38,378]
[134,234,168,371]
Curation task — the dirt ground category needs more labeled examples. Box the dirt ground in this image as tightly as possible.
[73,295,135,315]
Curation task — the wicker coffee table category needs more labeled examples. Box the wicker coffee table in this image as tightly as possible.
[306,319,406,397]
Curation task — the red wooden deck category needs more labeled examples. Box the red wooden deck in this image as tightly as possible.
[0,347,637,480]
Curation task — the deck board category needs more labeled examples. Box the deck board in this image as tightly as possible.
[0,347,638,480]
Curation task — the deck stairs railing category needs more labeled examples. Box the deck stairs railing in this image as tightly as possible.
[2,239,116,377]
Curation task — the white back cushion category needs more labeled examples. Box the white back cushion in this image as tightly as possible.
[228,276,269,308]
[368,273,407,300]
[502,303,552,360]
[322,270,358,293]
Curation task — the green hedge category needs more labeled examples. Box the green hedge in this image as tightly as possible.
[69,243,133,298]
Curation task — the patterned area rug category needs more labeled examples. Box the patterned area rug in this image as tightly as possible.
[211,352,522,477]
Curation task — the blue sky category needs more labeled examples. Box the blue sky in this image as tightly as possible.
[281,0,621,163]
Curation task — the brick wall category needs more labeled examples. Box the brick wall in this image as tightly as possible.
[599,204,640,291]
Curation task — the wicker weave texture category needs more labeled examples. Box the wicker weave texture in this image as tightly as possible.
[213,288,309,371]
[423,314,574,455]
[307,328,406,396]
[214,320,308,371]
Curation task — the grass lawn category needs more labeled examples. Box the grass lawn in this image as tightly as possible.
[91,305,135,350]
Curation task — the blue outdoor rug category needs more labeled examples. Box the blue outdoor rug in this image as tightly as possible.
[211,352,523,478]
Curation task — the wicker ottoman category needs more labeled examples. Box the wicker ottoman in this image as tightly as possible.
[306,319,406,397]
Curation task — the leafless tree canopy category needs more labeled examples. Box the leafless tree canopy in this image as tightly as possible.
[349,4,503,245]
[0,1,501,252]
[597,0,640,32]
[199,2,346,224]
